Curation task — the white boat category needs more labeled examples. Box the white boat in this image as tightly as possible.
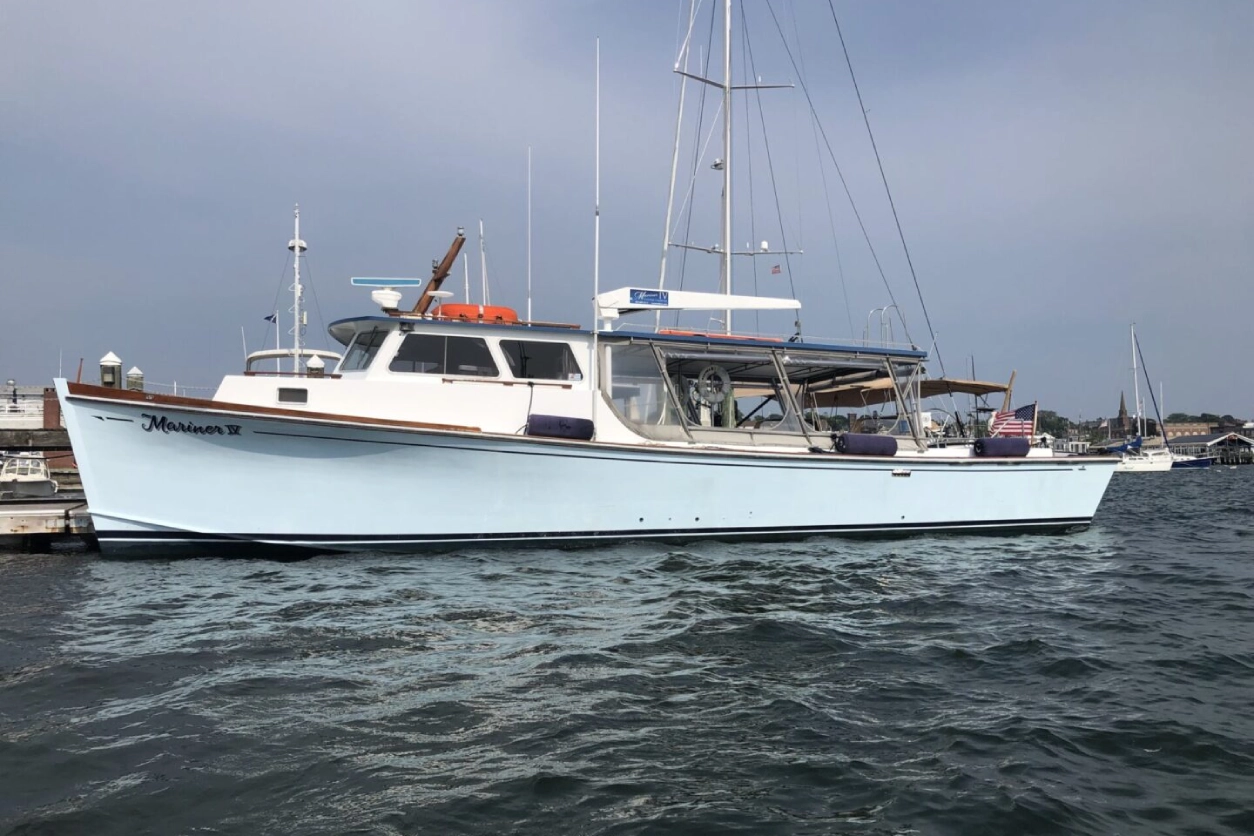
[0,452,59,498]
[54,4,1117,556]
[55,269,1116,555]
[1115,447,1173,472]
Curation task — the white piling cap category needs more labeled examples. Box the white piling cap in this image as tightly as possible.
[306,355,325,370]
[126,366,143,376]
[100,351,122,366]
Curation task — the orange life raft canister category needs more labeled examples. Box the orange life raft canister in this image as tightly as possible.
[436,304,520,323]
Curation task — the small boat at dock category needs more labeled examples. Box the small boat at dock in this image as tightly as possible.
[0,451,59,498]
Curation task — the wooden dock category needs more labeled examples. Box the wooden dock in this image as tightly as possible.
[0,493,94,552]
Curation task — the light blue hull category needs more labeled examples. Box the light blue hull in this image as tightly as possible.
[57,381,1117,557]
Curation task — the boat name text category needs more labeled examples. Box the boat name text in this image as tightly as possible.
[141,413,242,436]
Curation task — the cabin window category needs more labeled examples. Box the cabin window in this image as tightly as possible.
[389,334,498,376]
[340,328,388,372]
[278,387,308,404]
[602,344,685,432]
[658,346,804,433]
[499,340,583,381]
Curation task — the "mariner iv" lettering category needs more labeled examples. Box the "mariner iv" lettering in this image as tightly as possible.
[141,413,241,436]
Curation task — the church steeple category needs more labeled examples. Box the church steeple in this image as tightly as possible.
[1118,391,1129,432]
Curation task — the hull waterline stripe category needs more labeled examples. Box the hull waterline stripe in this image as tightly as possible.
[94,516,1094,546]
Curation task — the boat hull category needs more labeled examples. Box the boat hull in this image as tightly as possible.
[0,479,57,498]
[1115,453,1173,472]
[1171,456,1214,469]
[57,381,1116,557]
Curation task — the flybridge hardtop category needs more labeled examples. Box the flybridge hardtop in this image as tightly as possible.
[326,293,932,360]
[595,287,799,318]
[327,285,928,361]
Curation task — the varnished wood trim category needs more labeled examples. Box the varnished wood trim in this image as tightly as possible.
[63,382,481,434]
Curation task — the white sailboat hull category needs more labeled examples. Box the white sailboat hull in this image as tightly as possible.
[58,381,1116,556]
[1115,449,1174,472]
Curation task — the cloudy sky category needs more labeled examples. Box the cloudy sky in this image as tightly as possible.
[3,1,1251,418]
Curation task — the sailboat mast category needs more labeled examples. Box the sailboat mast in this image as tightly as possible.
[657,0,696,330]
[720,0,733,333]
[1131,324,1142,437]
[527,146,533,323]
[288,205,307,375]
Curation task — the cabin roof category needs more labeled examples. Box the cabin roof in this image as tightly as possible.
[326,315,928,359]
[327,315,590,345]
[628,330,928,359]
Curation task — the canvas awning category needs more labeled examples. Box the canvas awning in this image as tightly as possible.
[803,377,1010,409]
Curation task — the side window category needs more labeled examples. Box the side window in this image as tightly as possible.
[499,340,583,381]
[340,328,388,372]
[603,344,683,427]
[390,334,498,377]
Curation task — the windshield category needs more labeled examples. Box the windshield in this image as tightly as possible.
[339,328,388,372]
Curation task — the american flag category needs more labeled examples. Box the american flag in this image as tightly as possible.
[990,402,1037,437]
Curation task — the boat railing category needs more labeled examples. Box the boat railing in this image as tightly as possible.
[142,382,218,397]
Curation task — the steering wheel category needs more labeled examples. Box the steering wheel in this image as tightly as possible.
[691,364,732,406]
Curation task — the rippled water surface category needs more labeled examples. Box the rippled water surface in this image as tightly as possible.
[3,469,1254,835]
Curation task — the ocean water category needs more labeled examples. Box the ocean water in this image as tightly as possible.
[2,469,1253,835]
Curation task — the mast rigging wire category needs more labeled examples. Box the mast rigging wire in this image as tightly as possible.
[787,1,856,340]
[301,257,331,351]
[828,1,945,373]
[742,8,801,334]
[739,11,762,334]
[762,0,909,345]
[262,252,291,353]
[674,0,719,308]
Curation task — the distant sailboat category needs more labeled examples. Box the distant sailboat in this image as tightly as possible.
[1114,325,1170,472]
[1115,325,1210,471]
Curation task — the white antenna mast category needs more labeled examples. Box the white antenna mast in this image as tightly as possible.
[478,219,489,305]
[594,39,601,319]
[591,37,601,438]
[462,252,470,302]
[527,146,533,323]
[288,205,307,374]
[720,0,732,333]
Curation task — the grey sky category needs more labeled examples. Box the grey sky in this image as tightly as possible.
[3,1,1251,418]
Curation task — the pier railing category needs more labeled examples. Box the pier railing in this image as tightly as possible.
[0,398,45,430]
